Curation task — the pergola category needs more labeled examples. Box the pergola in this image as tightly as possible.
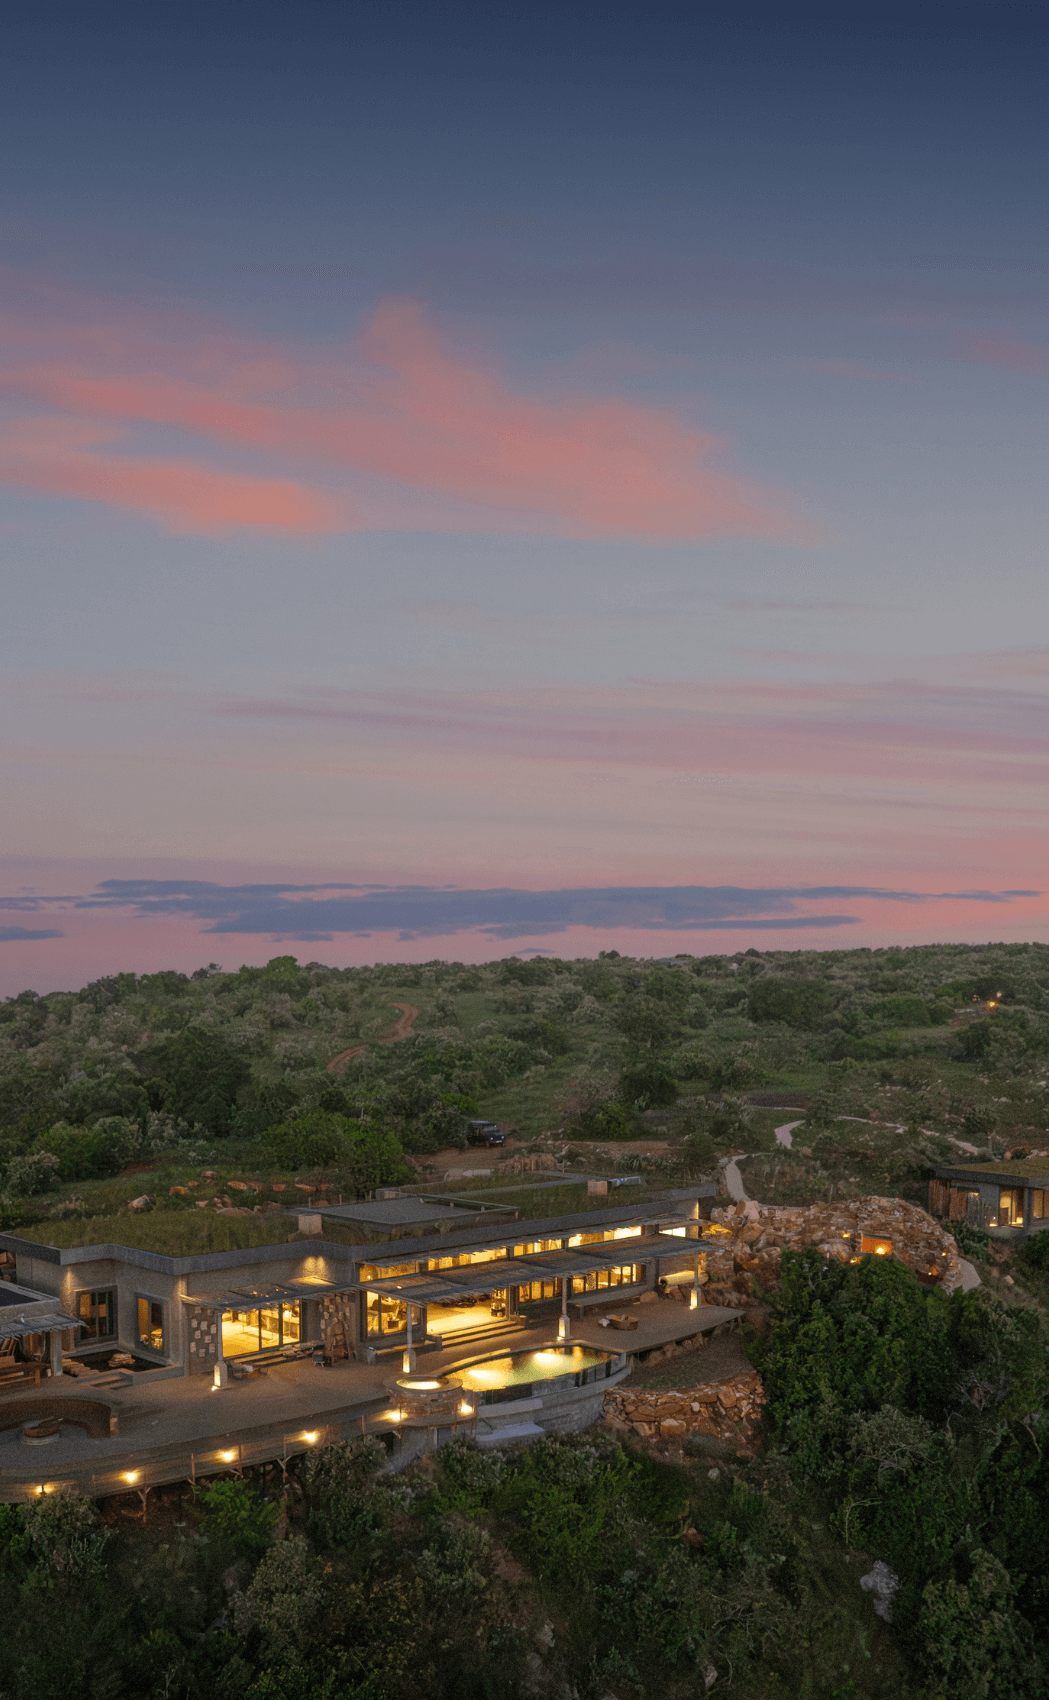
[362,1229,705,1353]
[0,1295,81,1379]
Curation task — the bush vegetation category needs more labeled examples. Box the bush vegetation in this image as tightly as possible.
[2,1244,1045,1698]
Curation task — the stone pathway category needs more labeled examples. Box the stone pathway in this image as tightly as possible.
[774,1119,805,1150]
[722,1156,752,1203]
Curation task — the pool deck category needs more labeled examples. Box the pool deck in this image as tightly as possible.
[0,1299,742,1500]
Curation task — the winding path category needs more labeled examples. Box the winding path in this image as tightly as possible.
[326,1002,420,1075]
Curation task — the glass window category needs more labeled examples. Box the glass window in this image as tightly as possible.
[517,1278,561,1303]
[364,1292,408,1337]
[571,1263,645,1296]
[76,1289,116,1340]
[998,1189,1024,1227]
[1033,1190,1045,1221]
[137,1297,164,1354]
[221,1302,301,1357]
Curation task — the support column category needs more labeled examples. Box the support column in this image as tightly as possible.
[402,1304,417,1373]
[212,1315,228,1389]
[558,1278,570,1341]
[48,1329,64,1379]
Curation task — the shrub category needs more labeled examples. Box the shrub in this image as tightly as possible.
[233,1536,324,1665]
[3,1148,60,1196]
[1019,1232,1049,1273]
[875,992,931,1028]
[618,1059,678,1108]
[264,1109,348,1168]
[21,1488,109,1581]
[915,1549,1041,1700]
[301,1437,387,1547]
[748,976,833,1030]
[195,1478,279,1558]
[37,1116,140,1181]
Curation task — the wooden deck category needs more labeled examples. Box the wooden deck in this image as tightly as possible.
[0,1298,742,1502]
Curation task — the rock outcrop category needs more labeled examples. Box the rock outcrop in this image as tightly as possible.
[699,1196,960,1303]
[605,1370,765,1453]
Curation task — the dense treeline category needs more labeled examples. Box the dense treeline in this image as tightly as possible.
[3,941,1049,1214]
[1,1246,1045,1699]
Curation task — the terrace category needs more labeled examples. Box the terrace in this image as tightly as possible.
[0,1183,736,1499]
[0,1295,742,1502]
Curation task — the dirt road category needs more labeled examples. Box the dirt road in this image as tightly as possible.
[326,1002,420,1075]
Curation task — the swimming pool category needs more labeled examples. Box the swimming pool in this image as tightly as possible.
[454,1344,625,1405]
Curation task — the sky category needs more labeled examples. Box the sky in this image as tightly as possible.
[2,0,1048,994]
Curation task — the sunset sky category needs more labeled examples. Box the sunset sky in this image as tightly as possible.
[2,1,1048,993]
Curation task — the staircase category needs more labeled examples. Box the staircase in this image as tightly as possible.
[429,1317,526,1353]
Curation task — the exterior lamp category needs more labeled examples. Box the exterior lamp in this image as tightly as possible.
[220,1450,236,1463]
[303,1431,318,1444]
[123,1470,139,1484]
[459,1402,474,1417]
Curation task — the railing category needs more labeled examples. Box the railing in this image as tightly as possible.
[1,1408,398,1508]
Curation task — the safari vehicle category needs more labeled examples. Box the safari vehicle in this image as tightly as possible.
[465,1119,505,1147]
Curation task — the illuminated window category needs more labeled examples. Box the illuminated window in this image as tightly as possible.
[136,1296,164,1354]
[76,1289,116,1340]
[997,1189,1024,1227]
[364,1293,421,1338]
[859,1236,893,1257]
[517,1278,562,1304]
[570,1264,645,1296]
[425,1248,507,1271]
[221,1302,301,1357]
[1033,1190,1045,1221]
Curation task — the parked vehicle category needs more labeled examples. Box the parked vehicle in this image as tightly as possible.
[465,1119,504,1147]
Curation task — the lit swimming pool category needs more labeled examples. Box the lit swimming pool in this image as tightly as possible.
[455,1344,625,1404]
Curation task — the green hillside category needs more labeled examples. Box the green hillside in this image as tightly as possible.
[3,942,1049,1240]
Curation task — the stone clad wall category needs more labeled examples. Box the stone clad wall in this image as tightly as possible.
[187,1305,219,1374]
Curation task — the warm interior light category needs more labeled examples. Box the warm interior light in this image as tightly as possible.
[220,1450,235,1462]
[459,1402,474,1416]
[124,1471,138,1483]
[303,1431,318,1444]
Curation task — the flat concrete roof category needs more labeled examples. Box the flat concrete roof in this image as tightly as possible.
[0,1186,714,1283]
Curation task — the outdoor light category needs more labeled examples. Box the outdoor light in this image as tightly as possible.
[303,1431,318,1444]
[123,1470,139,1484]
[221,1450,236,1462]
[459,1403,474,1416]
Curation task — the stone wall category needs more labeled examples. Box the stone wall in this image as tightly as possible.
[605,1370,765,1453]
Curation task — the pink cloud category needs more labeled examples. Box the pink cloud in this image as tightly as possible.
[0,283,822,541]
[0,416,338,533]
